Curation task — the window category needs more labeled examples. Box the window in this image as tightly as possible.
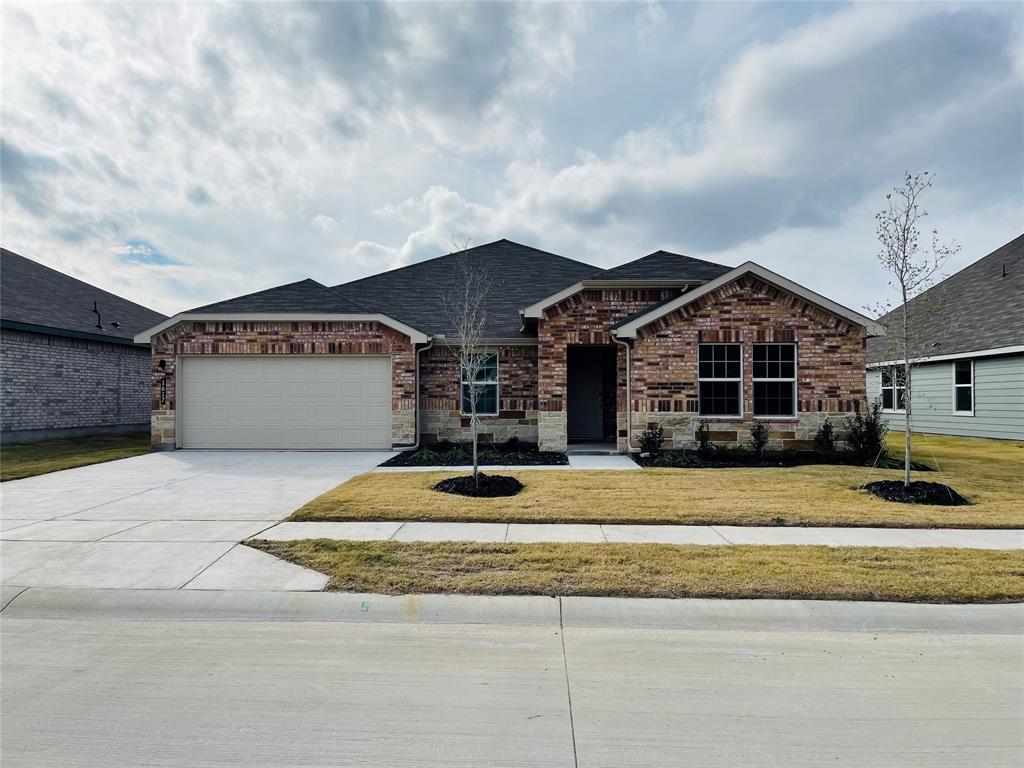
[880,366,906,412]
[953,360,973,415]
[461,353,498,416]
[753,343,796,416]
[698,344,741,416]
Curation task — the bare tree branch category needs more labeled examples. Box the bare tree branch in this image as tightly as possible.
[440,237,492,486]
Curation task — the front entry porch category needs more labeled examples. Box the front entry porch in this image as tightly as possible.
[566,346,618,445]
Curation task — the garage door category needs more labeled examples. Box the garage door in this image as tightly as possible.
[178,357,392,449]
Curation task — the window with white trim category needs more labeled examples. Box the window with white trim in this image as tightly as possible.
[880,366,906,412]
[953,360,973,415]
[698,344,741,416]
[461,353,498,416]
[753,343,796,416]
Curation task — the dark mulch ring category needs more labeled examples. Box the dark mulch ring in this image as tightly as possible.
[433,473,524,498]
[634,449,934,471]
[382,440,568,467]
[863,480,970,506]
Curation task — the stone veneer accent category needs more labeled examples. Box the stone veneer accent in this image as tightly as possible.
[1,328,151,442]
[419,345,538,443]
[148,320,416,449]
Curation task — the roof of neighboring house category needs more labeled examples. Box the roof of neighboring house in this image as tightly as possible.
[1,248,166,346]
[330,239,598,338]
[866,234,1024,364]
[590,250,732,283]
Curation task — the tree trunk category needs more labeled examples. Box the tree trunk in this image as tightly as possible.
[901,290,912,488]
[471,395,479,489]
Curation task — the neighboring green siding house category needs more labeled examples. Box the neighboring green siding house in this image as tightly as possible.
[866,234,1023,441]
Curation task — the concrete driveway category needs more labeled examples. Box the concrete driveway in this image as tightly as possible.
[0,450,390,590]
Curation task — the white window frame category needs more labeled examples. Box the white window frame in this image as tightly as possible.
[698,343,743,418]
[460,351,499,417]
[752,343,798,419]
[880,366,906,414]
[952,359,974,416]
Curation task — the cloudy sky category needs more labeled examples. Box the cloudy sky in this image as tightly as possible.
[3,1,1022,316]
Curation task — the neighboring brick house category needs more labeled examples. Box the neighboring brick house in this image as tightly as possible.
[1,248,166,443]
[134,240,881,452]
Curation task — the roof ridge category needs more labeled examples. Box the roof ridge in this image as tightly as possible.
[331,239,598,289]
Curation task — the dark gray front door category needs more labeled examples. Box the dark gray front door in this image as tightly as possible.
[567,347,608,441]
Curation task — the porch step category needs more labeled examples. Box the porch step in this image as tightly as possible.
[565,443,619,456]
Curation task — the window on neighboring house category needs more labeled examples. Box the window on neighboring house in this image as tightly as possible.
[461,353,498,416]
[880,366,906,412]
[753,343,797,416]
[698,343,742,416]
[953,360,973,415]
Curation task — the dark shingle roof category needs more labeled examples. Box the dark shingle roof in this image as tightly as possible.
[591,250,731,282]
[331,239,598,338]
[1,248,166,344]
[189,278,373,314]
[866,234,1024,363]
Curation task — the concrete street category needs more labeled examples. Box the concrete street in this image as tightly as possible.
[0,450,389,590]
[2,589,1022,768]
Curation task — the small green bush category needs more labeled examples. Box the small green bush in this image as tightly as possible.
[813,418,836,453]
[844,397,889,463]
[749,422,771,458]
[638,424,665,455]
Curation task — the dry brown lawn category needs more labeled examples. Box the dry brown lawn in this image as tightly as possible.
[248,539,1024,603]
[289,434,1024,528]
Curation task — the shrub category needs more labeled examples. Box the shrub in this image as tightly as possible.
[844,397,889,463]
[813,418,836,454]
[749,422,771,458]
[695,419,712,457]
[638,424,665,455]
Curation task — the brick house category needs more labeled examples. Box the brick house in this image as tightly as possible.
[1,248,166,443]
[134,240,881,452]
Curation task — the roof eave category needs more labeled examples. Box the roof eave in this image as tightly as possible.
[134,313,431,345]
[610,261,885,338]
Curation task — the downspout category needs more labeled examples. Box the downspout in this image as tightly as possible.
[612,335,637,453]
[407,338,435,451]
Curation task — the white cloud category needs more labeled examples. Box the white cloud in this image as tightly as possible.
[311,214,337,233]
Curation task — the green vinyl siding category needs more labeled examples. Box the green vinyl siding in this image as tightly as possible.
[867,353,1024,440]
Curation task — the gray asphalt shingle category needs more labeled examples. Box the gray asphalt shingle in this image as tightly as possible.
[866,234,1024,363]
[1,248,166,343]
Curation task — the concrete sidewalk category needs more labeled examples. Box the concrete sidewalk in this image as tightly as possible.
[372,453,640,472]
[256,520,1024,549]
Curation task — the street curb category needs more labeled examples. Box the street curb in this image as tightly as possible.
[2,586,1022,632]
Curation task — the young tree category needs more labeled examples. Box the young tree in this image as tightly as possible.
[871,172,959,487]
[441,240,492,489]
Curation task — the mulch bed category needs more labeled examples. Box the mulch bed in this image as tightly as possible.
[863,480,969,506]
[634,450,934,471]
[382,442,568,467]
[433,474,524,498]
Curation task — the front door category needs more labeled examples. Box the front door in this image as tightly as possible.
[567,347,614,441]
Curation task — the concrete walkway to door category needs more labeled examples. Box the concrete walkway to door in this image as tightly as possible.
[1,450,393,591]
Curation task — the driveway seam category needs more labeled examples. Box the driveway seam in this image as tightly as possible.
[175,544,240,590]
[93,521,154,542]
[557,597,579,768]
[0,586,30,613]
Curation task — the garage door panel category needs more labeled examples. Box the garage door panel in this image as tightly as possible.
[179,357,392,449]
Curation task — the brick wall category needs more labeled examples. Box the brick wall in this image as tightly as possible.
[149,320,416,448]
[1,329,151,437]
[419,344,539,443]
[629,276,867,449]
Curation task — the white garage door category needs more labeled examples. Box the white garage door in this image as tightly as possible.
[178,356,392,449]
